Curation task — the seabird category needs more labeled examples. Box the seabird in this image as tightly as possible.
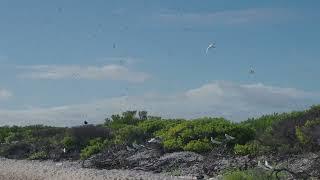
[84,121,88,125]
[206,43,215,54]
[210,137,222,144]
[132,143,142,149]
[126,146,135,151]
[225,134,235,141]
[249,68,255,74]
[148,137,162,143]
[264,160,273,169]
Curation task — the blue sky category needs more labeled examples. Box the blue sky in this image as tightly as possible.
[0,0,320,126]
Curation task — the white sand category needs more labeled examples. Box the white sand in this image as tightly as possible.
[0,158,194,180]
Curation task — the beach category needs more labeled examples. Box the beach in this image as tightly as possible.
[0,158,188,180]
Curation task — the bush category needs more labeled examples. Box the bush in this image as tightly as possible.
[69,125,112,146]
[223,169,278,180]
[183,140,212,153]
[114,125,145,144]
[80,138,107,159]
[295,126,310,145]
[159,118,255,153]
[61,136,77,149]
[138,119,179,138]
[234,142,259,156]
[163,138,183,152]
[28,151,48,160]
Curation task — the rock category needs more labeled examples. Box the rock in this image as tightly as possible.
[286,153,320,178]
[154,152,204,176]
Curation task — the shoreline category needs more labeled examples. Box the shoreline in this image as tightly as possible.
[0,158,189,180]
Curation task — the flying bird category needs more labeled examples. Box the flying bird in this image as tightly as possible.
[225,134,235,141]
[249,67,255,74]
[84,121,88,125]
[62,148,66,153]
[206,43,216,54]
[113,43,116,49]
[210,137,222,144]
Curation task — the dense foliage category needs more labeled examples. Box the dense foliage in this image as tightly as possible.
[1,105,320,160]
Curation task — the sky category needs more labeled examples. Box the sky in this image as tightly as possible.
[0,0,320,126]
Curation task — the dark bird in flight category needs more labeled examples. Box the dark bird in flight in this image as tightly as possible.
[84,121,88,125]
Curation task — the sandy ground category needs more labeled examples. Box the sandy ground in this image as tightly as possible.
[0,158,195,180]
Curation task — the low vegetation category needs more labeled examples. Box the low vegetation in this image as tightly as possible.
[0,106,320,178]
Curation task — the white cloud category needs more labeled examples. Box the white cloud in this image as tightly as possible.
[0,89,13,100]
[18,64,150,83]
[0,81,319,126]
[157,8,294,26]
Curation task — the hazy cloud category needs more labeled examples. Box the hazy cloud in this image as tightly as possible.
[0,89,13,100]
[157,8,294,26]
[18,64,150,83]
[0,81,319,126]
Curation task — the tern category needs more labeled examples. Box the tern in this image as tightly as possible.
[210,137,222,144]
[206,43,216,54]
[225,134,235,141]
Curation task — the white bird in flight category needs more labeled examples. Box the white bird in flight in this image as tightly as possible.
[206,43,216,54]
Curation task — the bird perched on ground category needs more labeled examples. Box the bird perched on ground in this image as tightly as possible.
[210,137,222,144]
[148,137,162,144]
[126,146,135,151]
[132,143,142,149]
[206,43,216,54]
[257,160,273,170]
[225,134,235,141]
[62,148,66,153]
[264,160,273,169]
[258,160,268,170]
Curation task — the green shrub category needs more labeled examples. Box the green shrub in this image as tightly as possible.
[234,142,259,156]
[295,126,310,145]
[163,138,183,152]
[223,169,278,180]
[80,138,106,160]
[28,151,48,160]
[304,119,320,128]
[138,119,179,138]
[114,125,145,144]
[4,132,23,143]
[183,139,212,153]
[61,136,77,149]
